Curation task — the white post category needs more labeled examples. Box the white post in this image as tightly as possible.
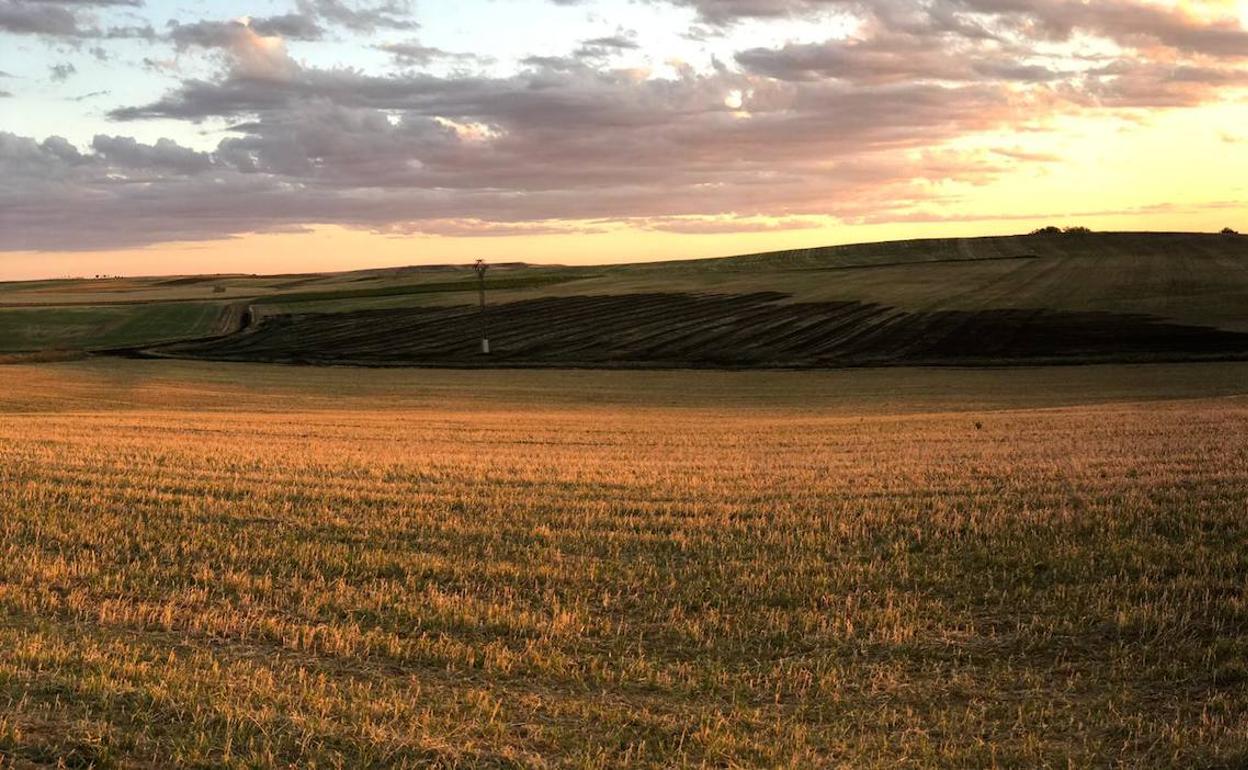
[475,259,490,355]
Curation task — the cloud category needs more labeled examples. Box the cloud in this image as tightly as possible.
[377,40,484,67]
[168,17,324,49]
[0,2,83,36]
[663,0,1248,58]
[2,0,1247,252]
[852,198,1248,226]
[991,147,1061,163]
[3,55,1041,250]
[295,0,418,32]
[962,0,1248,58]
[0,1,413,45]
[49,62,76,81]
[167,18,300,82]
[377,41,445,64]
[90,134,215,174]
[655,0,853,26]
[637,215,826,233]
[0,0,154,39]
[248,13,325,40]
[574,33,640,60]
[735,32,1041,85]
[389,219,609,237]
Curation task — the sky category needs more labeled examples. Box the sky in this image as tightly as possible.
[0,0,1246,279]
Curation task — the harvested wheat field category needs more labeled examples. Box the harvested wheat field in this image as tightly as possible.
[1,360,1247,768]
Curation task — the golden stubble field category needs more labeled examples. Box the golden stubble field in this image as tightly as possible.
[1,361,1246,768]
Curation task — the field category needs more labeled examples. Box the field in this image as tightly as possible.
[163,292,1248,367]
[2,359,1247,767]
[0,302,234,355]
[3,232,1247,365]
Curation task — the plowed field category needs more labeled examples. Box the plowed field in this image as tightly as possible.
[161,292,1248,367]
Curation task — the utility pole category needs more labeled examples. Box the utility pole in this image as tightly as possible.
[475,259,490,354]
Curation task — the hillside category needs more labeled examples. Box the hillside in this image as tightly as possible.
[3,231,1247,367]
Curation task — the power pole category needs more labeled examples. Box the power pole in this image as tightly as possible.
[475,259,490,354]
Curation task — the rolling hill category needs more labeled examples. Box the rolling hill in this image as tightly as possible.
[3,231,1247,367]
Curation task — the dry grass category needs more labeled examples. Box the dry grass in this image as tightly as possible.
[1,361,1246,767]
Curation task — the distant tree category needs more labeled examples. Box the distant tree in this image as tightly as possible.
[1030,225,1093,235]
[1222,227,1240,236]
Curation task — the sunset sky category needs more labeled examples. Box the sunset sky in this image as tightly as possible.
[1,0,1246,279]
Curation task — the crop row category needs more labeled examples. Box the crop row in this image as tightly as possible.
[165,292,1248,367]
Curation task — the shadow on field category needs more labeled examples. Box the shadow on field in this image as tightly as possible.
[146,292,1248,368]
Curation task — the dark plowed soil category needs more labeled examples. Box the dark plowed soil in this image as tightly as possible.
[155,276,226,287]
[155,293,1248,368]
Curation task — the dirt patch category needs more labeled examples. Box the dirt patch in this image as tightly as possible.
[154,276,225,287]
[0,350,90,365]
